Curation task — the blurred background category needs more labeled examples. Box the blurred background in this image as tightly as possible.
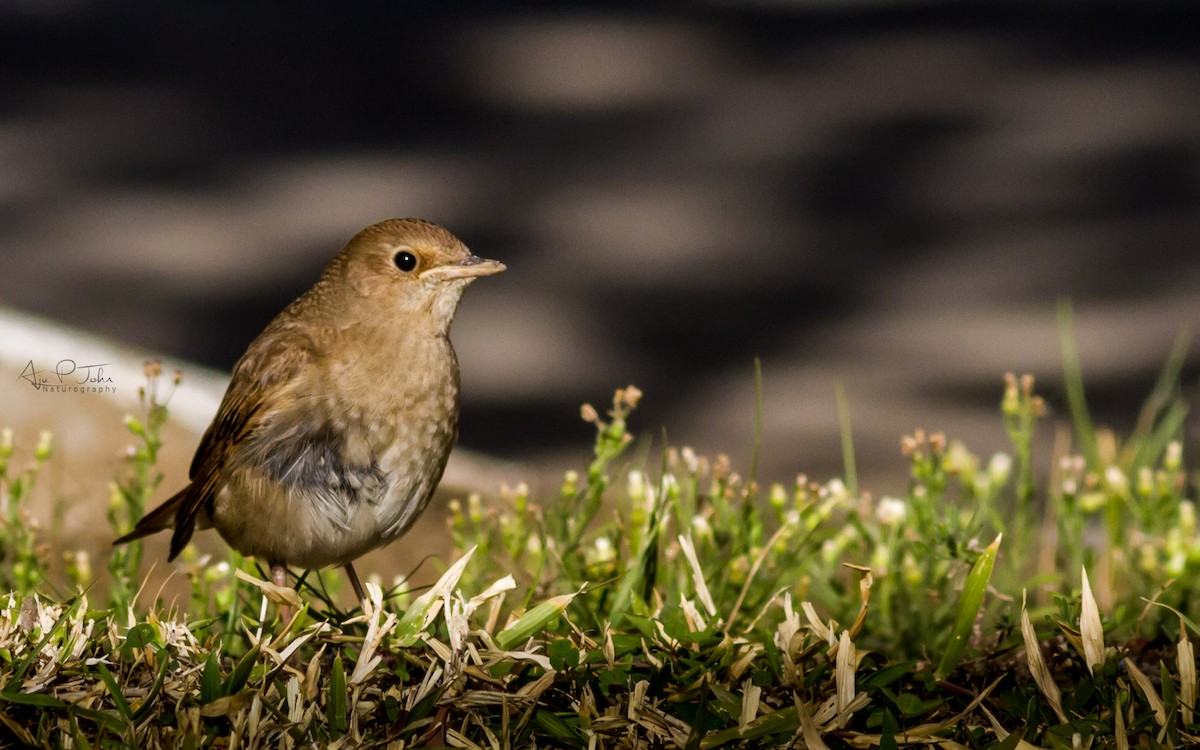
[2,1,1198,586]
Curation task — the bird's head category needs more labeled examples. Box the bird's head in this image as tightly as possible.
[332,218,505,326]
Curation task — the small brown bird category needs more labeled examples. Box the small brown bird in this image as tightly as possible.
[114,218,504,603]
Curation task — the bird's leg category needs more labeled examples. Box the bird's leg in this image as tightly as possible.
[272,564,292,623]
[344,562,366,604]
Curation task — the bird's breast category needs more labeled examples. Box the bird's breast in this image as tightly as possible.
[212,331,461,568]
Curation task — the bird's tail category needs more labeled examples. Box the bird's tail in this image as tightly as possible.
[112,484,190,547]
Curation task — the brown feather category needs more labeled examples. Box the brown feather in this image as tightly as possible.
[167,332,316,559]
[112,484,191,546]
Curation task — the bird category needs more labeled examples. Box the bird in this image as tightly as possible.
[113,218,504,606]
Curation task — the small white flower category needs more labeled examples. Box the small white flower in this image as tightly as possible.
[1180,501,1195,535]
[870,544,891,575]
[1137,467,1154,495]
[592,536,614,563]
[627,470,645,496]
[1166,441,1183,471]
[1166,550,1187,577]
[769,483,787,509]
[875,496,908,525]
[680,447,699,473]
[987,453,1012,485]
[35,430,53,459]
[525,534,543,554]
[661,473,678,493]
[1104,465,1128,495]
[820,539,839,565]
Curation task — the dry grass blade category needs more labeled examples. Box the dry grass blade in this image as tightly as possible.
[727,521,793,630]
[349,584,398,685]
[678,534,717,618]
[1080,567,1105,675]
[843,565,873,640]
[1114,695,1128,750]
[468,575,517,611]
[1180,623,1196,726]
[834,630,856,728]
[234,568,302,611]
[1020,590,1066,723]
[394,546,476,647]
[801,601,835,645]
[1123,657,1167,726]
[514,669,556,700]
[739,678,761,729]
[794,697,832,750]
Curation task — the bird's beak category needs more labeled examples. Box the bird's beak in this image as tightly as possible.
[420,256,506,282]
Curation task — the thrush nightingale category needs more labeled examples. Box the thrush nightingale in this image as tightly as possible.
[114,218,504,603]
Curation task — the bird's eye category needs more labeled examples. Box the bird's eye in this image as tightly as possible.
[393,251,418,272]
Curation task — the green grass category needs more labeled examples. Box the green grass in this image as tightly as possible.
[0,328,1197,748]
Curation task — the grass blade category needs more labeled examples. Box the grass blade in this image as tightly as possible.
[835,383,858,499]
[495,593,577,651]
[328,654,347,739]
[223,642,260,696]
[200,648,223,703]
[749,357,763,487]
[394,546,475,647]
[1128,327,1192,467]
[95,662,133,725]
[131,649,172,723]
[1057,300,1098,467]
[936,534,1001,679]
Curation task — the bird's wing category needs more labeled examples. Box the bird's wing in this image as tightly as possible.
[168,328,317,559]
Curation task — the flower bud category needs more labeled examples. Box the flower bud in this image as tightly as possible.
[580,403,599,424]
[1165,441,1182,472]
[768,483,787,511]
[1001,373,1020,414]
[513,482,529,515]
[34,430,53,462]
[1180,501,1196,537]
[561,470,579,497]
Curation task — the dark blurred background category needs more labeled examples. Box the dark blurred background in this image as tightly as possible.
[3,1,1199,496]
